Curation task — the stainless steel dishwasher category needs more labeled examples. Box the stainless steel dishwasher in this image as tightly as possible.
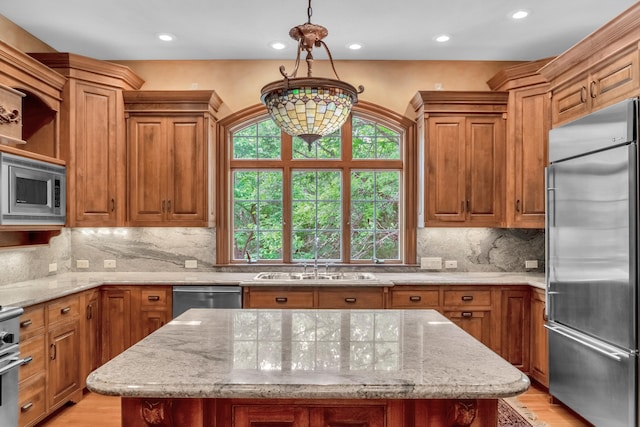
[172,286,242,317]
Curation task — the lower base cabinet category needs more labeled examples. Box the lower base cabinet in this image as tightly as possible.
[530,288,549,387]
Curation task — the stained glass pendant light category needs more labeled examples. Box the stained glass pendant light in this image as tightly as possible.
[260,0,364,150]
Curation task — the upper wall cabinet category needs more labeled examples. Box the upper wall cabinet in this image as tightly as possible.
[412,91,508,227]
[124,91,222,227]
[539,3,640,127]
[488,58,552,229]
[29,53,145,227]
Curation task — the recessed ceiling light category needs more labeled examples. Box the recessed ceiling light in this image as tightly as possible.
[157,33,175,42]
[347,42,363,50]
[433,34,451,43]
[270,41,287,50]
[511,10,530,20]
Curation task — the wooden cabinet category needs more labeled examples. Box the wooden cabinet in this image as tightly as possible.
[101,287,132,363]
[80,289,100,388]
[46,295,82,411]
[549,48,639,126]
[29,53,144,227]
[539,5,640,127]
[124,91,221,227]
[498,288,530,371]
[135,286,172,342]
[530,288,549,387]
[18,305,47,427]
[412,91,508,227]
[101,285,173,363]
[488,58,551,229]
[387,286,439,309]
[243,287,384,309]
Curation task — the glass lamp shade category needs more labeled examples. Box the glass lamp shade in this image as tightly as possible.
[261,77,359,145]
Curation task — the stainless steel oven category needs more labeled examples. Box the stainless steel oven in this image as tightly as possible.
[0,306,28,427]
[172,286,242,318]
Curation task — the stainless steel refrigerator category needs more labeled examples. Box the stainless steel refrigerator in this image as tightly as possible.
[547,97,639,427]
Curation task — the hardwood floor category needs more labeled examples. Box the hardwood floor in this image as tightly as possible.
[38,383,593,427]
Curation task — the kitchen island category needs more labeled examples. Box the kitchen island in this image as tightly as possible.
[87,308,529,426]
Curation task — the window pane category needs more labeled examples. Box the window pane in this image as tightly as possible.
[352,117,400,159]
[233,121,281,159]
[232,170,283,261]
[291,170,342,261]
[350,171,400,261]
[292,129,341,159]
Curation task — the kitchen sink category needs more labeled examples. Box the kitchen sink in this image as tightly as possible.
[253,272,378,281]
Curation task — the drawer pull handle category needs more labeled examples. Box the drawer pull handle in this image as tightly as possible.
[345,298,357,303]
[20,319,32,328]
[461,312,473,318]
[87,305,93,320]
[50,343,56,360]
[21,402,33,412]
[22,356,33,365]
[147,295,161,301]
[60,307,71,315]
[461,296,474,302]
[409,296,422,302]
[275,297,288,303]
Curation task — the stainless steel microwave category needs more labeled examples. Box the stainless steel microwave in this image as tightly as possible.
[0,152,66,225]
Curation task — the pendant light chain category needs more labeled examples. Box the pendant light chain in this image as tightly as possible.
[307,0,312,24]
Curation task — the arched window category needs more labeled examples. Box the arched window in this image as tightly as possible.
[217,102,417,265]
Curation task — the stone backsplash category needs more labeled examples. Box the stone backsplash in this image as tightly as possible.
[0,227,544,286]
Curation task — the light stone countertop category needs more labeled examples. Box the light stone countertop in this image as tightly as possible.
[86,308,530,400]
[0,271,545,308]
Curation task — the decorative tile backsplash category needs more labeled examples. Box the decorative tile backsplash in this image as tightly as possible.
[0,227,544,286]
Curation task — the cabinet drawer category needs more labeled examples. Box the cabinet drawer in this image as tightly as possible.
[443,289,491,307]
[246,289,315,309]
[140,287,170,308]
[389,288,439,308]
[48,295,81,324]
[19,306,45,341]
[18,373,46,427]
[19,334,45,383]
[318,288,384,309]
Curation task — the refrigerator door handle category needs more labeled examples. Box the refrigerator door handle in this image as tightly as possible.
[545,324,630,362]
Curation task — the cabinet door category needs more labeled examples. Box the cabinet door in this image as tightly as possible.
[128,117,167,224]
[465,116,505,226]
[551,77,589,126]
[388,286,440,309]
[47,320,81,409]
[234,405,308,427]
[317,288,384,309]
[310,406,385,427]
[101,288,132,363]
[499,289,530,370]
[72,83,121,226]
[510,87,548,228]
[81,289,101,388]
[425,117,466,223]
[445,310,492,348]
[166,117,206,223]
[244,289,315,309]
[590,48,639,113]
[530,289,549,387]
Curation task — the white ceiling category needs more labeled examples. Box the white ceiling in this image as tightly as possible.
[1,0,637,61]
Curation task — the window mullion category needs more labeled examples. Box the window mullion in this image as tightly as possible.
[283,165,292,263]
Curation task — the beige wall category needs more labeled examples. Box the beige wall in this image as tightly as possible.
[115,59,521,120]
[0,15,55,53]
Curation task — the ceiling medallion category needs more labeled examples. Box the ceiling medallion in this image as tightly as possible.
[260,0,364,150]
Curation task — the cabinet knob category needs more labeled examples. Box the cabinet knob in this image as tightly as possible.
[409,295,422,302]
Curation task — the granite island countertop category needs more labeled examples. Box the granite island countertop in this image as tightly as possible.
[86,308,530,400]
[0,271,545,308]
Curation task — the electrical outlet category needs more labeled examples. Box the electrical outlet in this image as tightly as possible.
[48,263,57,273]
[444,260,457,269]
[525,260,539,269]
[420,257,442,270]
[77,260,89,269]
[185,260,198,269]
[104,259,116,269]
